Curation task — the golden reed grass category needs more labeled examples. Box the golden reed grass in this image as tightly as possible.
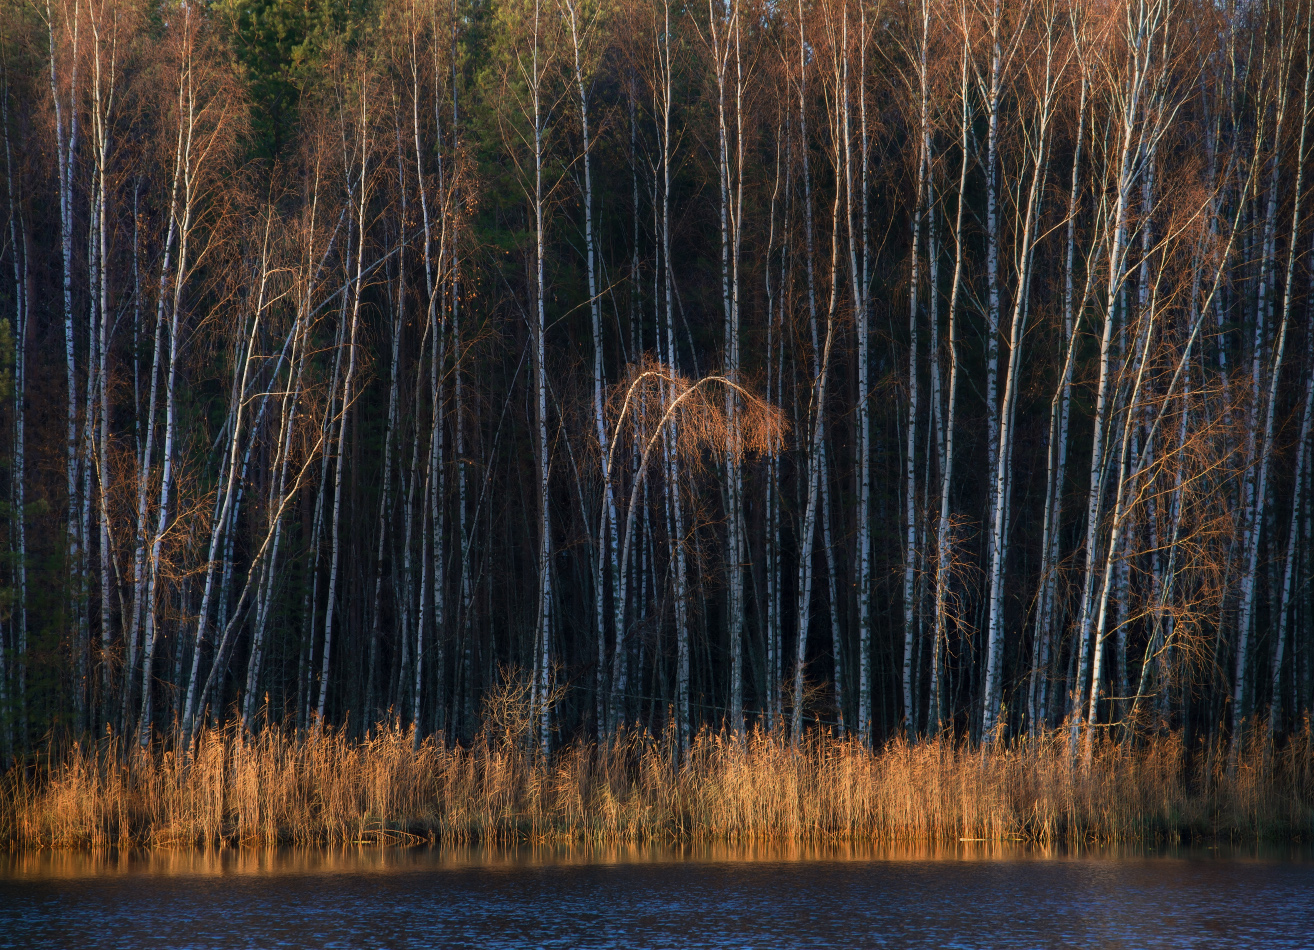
[3,720,1311,849]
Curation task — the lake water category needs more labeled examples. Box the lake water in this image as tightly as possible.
[1,842,1311,949]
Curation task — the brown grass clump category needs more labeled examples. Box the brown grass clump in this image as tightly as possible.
[2,720,1311,849]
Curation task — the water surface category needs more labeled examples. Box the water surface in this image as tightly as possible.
[2,841,1310,949]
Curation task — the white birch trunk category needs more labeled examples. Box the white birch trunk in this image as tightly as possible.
[981,24,1058,740]
[903,0,929,739]
[47,0,85,730]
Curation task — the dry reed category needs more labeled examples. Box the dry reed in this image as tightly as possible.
[3,720,1311,849]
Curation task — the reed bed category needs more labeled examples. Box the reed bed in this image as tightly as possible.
[3,720,1311,849]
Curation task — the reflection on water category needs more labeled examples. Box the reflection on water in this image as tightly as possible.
[2,841,1311,949]
[2,838,1310,879]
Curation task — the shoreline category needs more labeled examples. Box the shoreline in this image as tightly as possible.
[4,723,1311,850]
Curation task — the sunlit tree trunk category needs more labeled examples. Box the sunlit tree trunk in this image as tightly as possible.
[529,0,553,754]
[791,0,840,743]
[763,107,790,732]
[903,0,929,740]
[1236,8,1305,747]
[1072,0,1161,747]
[317,73,371,726]
[933,24,973,739]
[86,2,120,728]
[47,0,86,732]
[1031,63,1087,735]
[846,1,872,744]
[981,13,1058,741]
[980,2,1003,690]
[563,0,618,739]
[140,14,206,744]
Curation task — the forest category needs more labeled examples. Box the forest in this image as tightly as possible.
[0,0,1312,792]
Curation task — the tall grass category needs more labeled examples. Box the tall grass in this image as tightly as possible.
[3,720,1311,849]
